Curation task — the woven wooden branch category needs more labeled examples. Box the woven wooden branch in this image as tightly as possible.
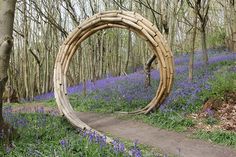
[54,10,174,142]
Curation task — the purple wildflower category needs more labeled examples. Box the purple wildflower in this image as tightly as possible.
[5,146,12,154]
[88,131,96,143]
[206,108,214,117]
[60,139,68,148]
[130,140,142,157]
[37,107,44,114]
[32,51,235,114]
[112,139,125,154]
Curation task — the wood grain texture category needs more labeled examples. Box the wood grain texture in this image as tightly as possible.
[54,10,175,143]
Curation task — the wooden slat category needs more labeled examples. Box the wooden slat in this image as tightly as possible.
[53,10,175,143]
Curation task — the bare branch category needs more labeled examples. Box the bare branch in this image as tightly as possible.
[28,48,41,66]
[13,28,24,38]
[30,1,68,37]
[111,0,129,10]
[134,0,162,15]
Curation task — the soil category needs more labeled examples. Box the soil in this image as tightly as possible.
[5,103,236,157]
[193,92,236,131]
[77,112,236,157]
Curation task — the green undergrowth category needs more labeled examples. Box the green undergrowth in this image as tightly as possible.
[192,67,236,147]
[39,60,235,133]
[1,114,98,156]
[34,60,236,147]
[193,131,236,148]
[199,69,236,102]
[69,95,148,113]
[121,111,195,132]
[1,113,151,156]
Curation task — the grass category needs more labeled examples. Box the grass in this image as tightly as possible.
[199,69,236,102]
[69,61,233,113]
[68,59,236,147]
[69,94,148,113]
[69,60,234,132]
[2,110,162,156]
[120,111,195,132]
[203,116,219,126]
[190,67,236,147]
[38,58,235,133]
[29,52,236,148]
[193,131,236,148]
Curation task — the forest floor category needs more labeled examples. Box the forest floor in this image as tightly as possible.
[10,103,236,157]
[4,51,235,156]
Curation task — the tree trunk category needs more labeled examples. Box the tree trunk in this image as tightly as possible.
[189,8,198,82]
[145,55,156,87]
[99,32,105,78]
[23,0,29,99]
[0,0,17,146]
[125,0,132,72]
[125,30,131,72]
[233,32,236,52]
[201,27,209,65]
[233,3,236,52]
[168,0,178,51]
[115,30,120,75]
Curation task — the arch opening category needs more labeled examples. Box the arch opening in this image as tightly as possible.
[54,11,174,137]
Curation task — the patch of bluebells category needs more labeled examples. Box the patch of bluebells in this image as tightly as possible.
[34,51,235,113]
[3,106,29,129]
[95,52,234,112]
[2,106,144,156]
[112,139,125,154]
[0,107,46,154]
[130,140,142,157]
[77,128,143,156]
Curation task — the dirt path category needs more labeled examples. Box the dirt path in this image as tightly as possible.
[8,104,236,157]
[77,112,236,157]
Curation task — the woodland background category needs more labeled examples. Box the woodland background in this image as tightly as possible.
[8,0,236,100]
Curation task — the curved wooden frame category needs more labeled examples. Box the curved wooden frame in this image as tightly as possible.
[54,11,174,139]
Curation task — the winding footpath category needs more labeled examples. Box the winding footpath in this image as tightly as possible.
[10,104,236,157]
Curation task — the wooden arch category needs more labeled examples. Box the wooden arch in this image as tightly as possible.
[54,11,174,137]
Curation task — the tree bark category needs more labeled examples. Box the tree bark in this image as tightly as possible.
[145,54,156,87]
[0,0,17,147]
[0,0,17,122]
[23,0,30,99]
[124,0,132,73]
[189,6,198,82]
[115,30,120,75]
[125,30,132,72]
[168,0,177,51]
[232,1,236,51]
[201,27,209,65]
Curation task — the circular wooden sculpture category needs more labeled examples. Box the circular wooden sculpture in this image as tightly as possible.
[54,11,174,140]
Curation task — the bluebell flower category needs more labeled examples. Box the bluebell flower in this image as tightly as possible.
[206,108,214,116]
[130,140,142,157]
[60,139,68,148]
[112,139,125,154]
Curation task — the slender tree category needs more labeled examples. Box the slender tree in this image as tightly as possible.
[187,0,199,81]
[230,0,236,51]
[196,0,211,65]
[186,0,210,65]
